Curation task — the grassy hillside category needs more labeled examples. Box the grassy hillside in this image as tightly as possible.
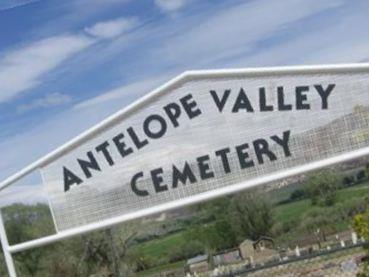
[135,181,369,274]
[134,232,186,260]
[275,182,369,226]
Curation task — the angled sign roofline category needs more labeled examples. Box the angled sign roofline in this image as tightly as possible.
[0,63,368,260]
[1,63,369,192]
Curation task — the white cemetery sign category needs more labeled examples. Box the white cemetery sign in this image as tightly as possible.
[0,64,369,277]
[42,65,369,232]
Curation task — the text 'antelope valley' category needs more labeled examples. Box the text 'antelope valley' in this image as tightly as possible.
[62,84,335,196]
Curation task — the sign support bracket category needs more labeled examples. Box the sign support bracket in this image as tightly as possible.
[0,210,17,277]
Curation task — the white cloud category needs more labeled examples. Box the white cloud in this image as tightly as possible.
[85,17,138,39]
[157,0,345,67]
[154,0,186,12]
[74,74,171,109]
[0,184,46,207]
[0,0,38,11]
[2,0,369,192]
[0,16,139,105]
[17,92,72,114]
[0,35,93,103]
[226,10,369,68]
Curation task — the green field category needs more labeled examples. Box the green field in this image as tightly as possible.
[275,182,369,225]
[274,199,311,224]
[134,231,186,259]
[337,183,369,201]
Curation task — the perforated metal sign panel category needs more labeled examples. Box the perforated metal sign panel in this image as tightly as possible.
[41,68,369,232]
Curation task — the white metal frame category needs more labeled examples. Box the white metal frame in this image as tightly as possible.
[1,63,369,276]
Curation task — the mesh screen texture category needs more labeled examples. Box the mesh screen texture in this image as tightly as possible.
[41,71,369,232]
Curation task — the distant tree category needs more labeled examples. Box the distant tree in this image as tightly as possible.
[204,224,231,251]
[0,254,8,276]
[353,105,369,145]
[228,193,274,241]
[200,197,238,249]
[1,203,141,277]
[353,207,369,276]
[44,224,139,277]
[342,176,355,187]
[289,188,308,201]
[164,238,203,264]
[306,170,340,206]
[2,204,55,276]
[199,197,232,223]
[213,219,238,249]
[3,203,54,244]
[77,225,138,277]
[353,209,369,238]
[299,208,337,248]
[357,170,367,182]
[179,218,237,270]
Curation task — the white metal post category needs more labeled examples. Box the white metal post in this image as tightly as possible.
[0,210,17,277]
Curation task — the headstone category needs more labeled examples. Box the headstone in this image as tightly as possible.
[352,232,358,244]
[341,259,357,273]
[295,246,301,257]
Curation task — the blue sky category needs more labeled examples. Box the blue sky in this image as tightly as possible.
[0,0,369,204]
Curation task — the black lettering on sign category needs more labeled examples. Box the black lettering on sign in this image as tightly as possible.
[210,89,231,112]
[131,172,148,197]
[63,167,82,192]
[78,151,101,179]
[215,147,232,173]
[197,155,215,180]
[232,88,254,113]
[236,143,254,169]
[172,162,197,188]
[113,133,133,158]
[253,139,277,164]
[127,130,293,197]
[143,114,167,139]
[259,87,274,112]
[180,94,202,118]
[95,141,114,166]
[60,79,335,195]
[210,84,335,113]
[151,168,168,193]
[315,84,335,109]
[164,102,182,127]
[127,127,148,150]
[271,130,291,157]
[277,87,293,111]
[296,86,310,110]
